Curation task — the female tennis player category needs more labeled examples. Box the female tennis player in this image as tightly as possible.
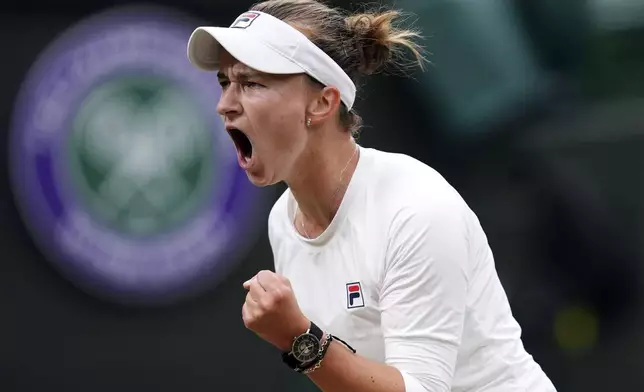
[187,1,557,391]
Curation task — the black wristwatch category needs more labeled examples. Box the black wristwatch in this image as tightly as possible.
[281,321,324,371]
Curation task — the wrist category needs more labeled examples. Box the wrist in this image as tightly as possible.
[301,333,333,375]
[281,326,357,376]
[278,316,311,352]
[301,334,356,375]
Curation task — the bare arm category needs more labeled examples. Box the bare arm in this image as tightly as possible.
[307,337,407,392]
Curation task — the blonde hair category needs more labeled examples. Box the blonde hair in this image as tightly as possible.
[250,0,427,135]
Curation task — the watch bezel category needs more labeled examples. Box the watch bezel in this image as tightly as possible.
[291,333,321,363]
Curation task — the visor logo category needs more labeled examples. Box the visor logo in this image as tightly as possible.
[230,12,260,29]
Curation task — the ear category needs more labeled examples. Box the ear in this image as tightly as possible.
[305,86,342,127]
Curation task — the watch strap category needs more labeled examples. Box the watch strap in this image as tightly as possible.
[282,331,358,374]
[281,321,324,370]
[281,350,301,369]
[308,321,323,341]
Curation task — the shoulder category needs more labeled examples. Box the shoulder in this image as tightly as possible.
[362,147,470,230]
[363,150,473,282]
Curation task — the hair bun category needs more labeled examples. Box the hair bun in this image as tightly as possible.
[346,12,393,75]
[346,10,426,76]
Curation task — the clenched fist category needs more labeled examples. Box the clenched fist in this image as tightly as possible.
[242,270,310,351]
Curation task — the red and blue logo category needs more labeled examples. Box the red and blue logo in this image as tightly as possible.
[230,11,260,29]
[346,282,364,309]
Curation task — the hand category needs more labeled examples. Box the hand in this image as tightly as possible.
[242,270,310,351]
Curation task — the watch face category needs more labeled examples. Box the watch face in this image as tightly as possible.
[292,333,320,363]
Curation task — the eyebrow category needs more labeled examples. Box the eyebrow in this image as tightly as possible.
[217,70,262,81]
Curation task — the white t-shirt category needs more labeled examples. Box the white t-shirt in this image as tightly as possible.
[268,146,557,392]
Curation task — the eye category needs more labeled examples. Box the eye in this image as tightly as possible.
[243,81,263,89]
[219,80,230,90]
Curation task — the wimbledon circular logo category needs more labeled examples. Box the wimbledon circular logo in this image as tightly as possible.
[9,6,269,305]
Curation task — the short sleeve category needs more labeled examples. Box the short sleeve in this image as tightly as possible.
[380,191,470,392]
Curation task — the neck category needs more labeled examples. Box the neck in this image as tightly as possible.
[286,133,359,231]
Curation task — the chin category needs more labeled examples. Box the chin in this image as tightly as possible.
[245,171,277,188]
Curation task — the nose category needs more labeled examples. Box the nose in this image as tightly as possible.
[216,85,242,118]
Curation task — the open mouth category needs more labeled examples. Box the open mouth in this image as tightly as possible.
[228,128,253,160]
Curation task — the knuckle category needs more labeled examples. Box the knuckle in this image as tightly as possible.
[260,297,274,311]
[273,288,287,302]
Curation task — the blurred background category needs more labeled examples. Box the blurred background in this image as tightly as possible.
[1,0,643,390]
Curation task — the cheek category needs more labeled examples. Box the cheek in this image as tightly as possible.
[251,102,305,151]
[265,116,304,159]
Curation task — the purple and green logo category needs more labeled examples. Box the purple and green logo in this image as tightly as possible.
[9,6,269,306]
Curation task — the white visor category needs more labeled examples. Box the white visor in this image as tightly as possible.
[187,11,357,110]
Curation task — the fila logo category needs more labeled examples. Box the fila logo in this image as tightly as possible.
[230,12,260,29]
[346,282,364,309]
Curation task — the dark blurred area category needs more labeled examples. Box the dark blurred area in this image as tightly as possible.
[1,0,643,391]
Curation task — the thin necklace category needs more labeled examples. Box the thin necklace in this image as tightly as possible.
[296,145,359,239]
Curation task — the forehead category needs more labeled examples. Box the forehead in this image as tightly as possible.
[216,48,311,89]
[217,49,262,78]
